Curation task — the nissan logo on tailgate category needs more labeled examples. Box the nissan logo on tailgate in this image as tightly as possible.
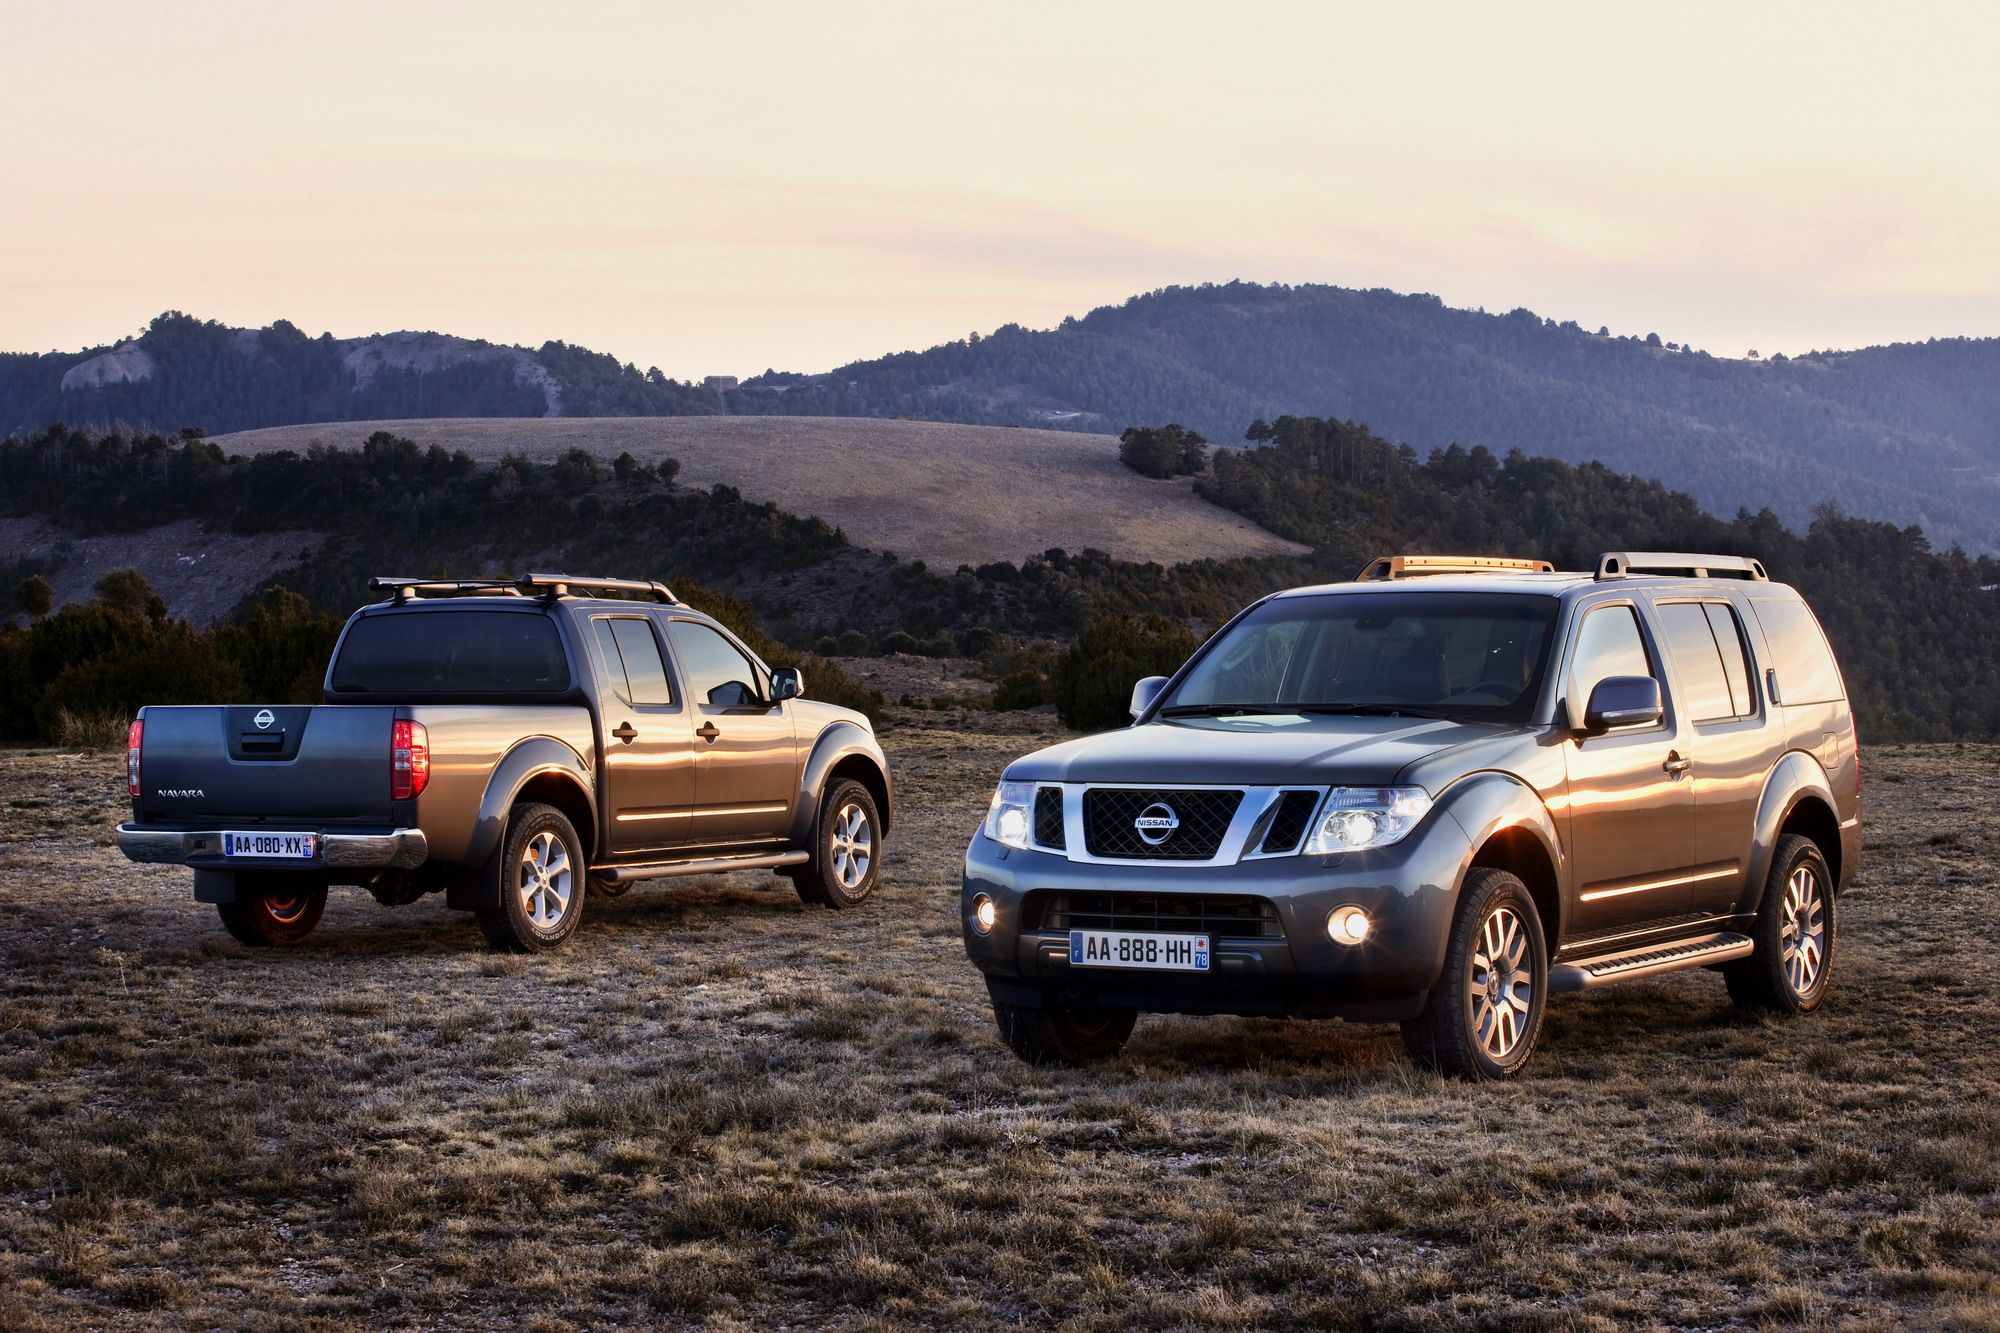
[1133,802,1180,846]
[254,709,276,730]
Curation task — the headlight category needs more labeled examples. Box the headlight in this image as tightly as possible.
[984,780,1036,849]
[1304,787,1432,854]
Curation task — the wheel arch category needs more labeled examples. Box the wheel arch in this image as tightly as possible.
[1439,772,1566,952]
[466,736,599,869]
[792,722,894,845]
[1747,751,1841,909]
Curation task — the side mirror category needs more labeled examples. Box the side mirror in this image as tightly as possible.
[1582,675,1662,735]
[770,667,804,702]
[1129,675,1169,720]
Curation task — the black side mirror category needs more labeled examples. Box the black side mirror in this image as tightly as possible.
[770,667,804,702]
[1582,675,1662,734]
[1129,675,1168,720]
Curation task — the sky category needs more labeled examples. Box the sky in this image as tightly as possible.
[4,1,1998,376]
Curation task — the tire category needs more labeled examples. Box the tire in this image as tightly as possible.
[1725,834,1836,1014]
[217,881,327,947]
[790,779,881,910]
[476,804,586,953]
[991,994,1138,1066]
[1402,868,1549,1080]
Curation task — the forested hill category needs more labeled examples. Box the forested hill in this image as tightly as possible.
[733,284,2000,552]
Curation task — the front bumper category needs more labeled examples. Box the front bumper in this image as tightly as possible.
[961,817,1475,1021]
[117,825,430,871]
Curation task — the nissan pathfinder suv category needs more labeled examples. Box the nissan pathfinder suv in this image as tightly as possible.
[962,552,1860,1079]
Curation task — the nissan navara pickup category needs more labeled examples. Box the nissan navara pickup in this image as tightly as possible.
[963,552,1860,1079]
[119,575,893,952]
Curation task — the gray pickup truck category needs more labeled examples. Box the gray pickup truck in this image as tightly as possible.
[118,575,893,951]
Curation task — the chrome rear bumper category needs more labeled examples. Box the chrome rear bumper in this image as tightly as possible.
[116,825,430,870]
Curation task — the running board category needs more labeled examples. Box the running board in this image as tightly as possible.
[1549,931,1754,992]
[597,850,810,885]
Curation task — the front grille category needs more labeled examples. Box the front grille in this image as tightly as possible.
[1033,787,1066,849]
[1082,788,1243,860]
[1260,790,1321,855]
[1037,891,1285,940]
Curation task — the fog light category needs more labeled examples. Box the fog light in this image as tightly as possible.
[972,894,997,934]
[1327,905,1371,946]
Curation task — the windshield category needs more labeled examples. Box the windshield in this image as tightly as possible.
[1161,591,1559,724]
[330,610,572,695]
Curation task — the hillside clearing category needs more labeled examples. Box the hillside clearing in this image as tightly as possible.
[210,416,1309,571]
[0,726,1993,1329]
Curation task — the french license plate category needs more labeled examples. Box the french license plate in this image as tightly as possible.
[221,831,318,860]
[1070,929,1210,972]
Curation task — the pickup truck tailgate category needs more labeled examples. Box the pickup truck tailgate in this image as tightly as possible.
[136,705,397,825]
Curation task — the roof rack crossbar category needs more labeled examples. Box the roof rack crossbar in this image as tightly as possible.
[1357,554,1556,581]
[519,573,679,604]
[1594,551,1769,582]
[368,577,525,602]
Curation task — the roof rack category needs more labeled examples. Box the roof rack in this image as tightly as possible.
[1594,552,1769,582]
[368,574,679,604]
[1357,554,1556,581]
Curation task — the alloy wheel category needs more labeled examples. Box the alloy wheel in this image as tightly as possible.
[1470,905,1534,1060]
[1779,864,1827,995]
[830,803,872,890]
[518,830,573,931]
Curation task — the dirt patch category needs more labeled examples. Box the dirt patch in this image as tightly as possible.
[0,517,324,627]
[210,416,1310,571]
[0,732,1993,1328]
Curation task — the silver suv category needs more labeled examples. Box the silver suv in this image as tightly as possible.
[961,552,1861,1079]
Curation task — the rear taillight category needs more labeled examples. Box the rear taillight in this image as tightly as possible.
[392,719,430,800]
[127,718,143,797]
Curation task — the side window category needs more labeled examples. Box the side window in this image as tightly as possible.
[1657,602,1737,722]
[592,617,675,706]
[1569,605,1655,701]
[1750,597,1845,704]
[666,621,764,708]
[1704,603,1755,716]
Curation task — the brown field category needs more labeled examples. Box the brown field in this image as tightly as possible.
[0,725,1995,1330]
[210,416,1310,572]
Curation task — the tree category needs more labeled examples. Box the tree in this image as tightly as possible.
[94,568,167,625]
[14,574,52,620]
[1119,424,1206,479]
[1050,614,1200,731]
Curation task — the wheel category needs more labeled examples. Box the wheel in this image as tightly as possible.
[1402,867,1548,1079]
[790,779,881,910]
[217,881,327,947]
[1725,834,1836,1013]
[476,804,586,953]
[991,992,1138,1066]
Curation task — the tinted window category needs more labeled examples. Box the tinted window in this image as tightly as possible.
[593,617,674,706]
[1569,605,1654,702]
[330,611,570,694]
[1165,592,1560,724]
[1751,597,1845,704]
[1657,602,1737,721]
[1705,603,1755,716]
[666,620,763,707]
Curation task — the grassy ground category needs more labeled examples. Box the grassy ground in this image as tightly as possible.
[0,725,1994,1330]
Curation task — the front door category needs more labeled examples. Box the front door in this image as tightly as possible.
[1560,601,1703,939]
[588,615,696,855]
[663,618,798,846]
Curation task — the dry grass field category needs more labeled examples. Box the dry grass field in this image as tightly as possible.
[209,417,1309,573]
[0,723,1995,1330]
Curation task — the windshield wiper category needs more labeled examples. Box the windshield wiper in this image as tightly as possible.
[1296,703,1453,721]
[1157,703,1288,717]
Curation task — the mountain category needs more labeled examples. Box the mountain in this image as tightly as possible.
[9,286,2000,548]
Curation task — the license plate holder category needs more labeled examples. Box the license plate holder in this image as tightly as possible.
[1069,929,1210,972]
[221,831,319,860]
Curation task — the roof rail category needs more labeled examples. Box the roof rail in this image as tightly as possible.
[368,577,525,602]
[1594,552,1769,582]
[1357,554,1556,581]
[519,573,679,604]
[367,574,680,604]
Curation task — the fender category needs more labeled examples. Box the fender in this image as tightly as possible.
[1742,749,1837,913]
[1436,770,1567,934]
[463,735,597,872]
[790,721,893,846]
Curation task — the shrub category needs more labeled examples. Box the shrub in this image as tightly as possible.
[877,630,918,656]
[1049,614,1199,731]
[53,707,131,749]
[1118,425,1207,479]
[992,668,1048,711]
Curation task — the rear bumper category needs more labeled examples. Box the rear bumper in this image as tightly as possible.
[116,825,430,871]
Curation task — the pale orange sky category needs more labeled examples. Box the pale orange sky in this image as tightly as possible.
[4,1,1997,375]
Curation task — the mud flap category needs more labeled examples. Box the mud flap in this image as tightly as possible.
[193,869,238,905]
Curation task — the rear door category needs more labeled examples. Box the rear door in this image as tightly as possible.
[1652,597,1779,917]
[662,618,798,846]
[587,614,697,855]
[1559,600,1703,937]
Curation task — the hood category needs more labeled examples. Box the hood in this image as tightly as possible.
[1004,713,1528,788]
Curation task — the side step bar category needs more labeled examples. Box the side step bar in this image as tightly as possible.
[597,850,810,886]
[1549,931,1754,993]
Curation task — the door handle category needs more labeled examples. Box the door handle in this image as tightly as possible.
[612,722,638,744]
[697,721,721,743]
[1663,751,1692,778]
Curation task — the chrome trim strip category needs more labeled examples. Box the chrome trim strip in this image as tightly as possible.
[1578,865,1737,903]
[1038,783,1327,866]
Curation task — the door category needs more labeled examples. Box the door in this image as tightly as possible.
[663,618,798,846]
[589,615,697,855]
[1560,601,1702,937]
[1653,598,1780,918]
